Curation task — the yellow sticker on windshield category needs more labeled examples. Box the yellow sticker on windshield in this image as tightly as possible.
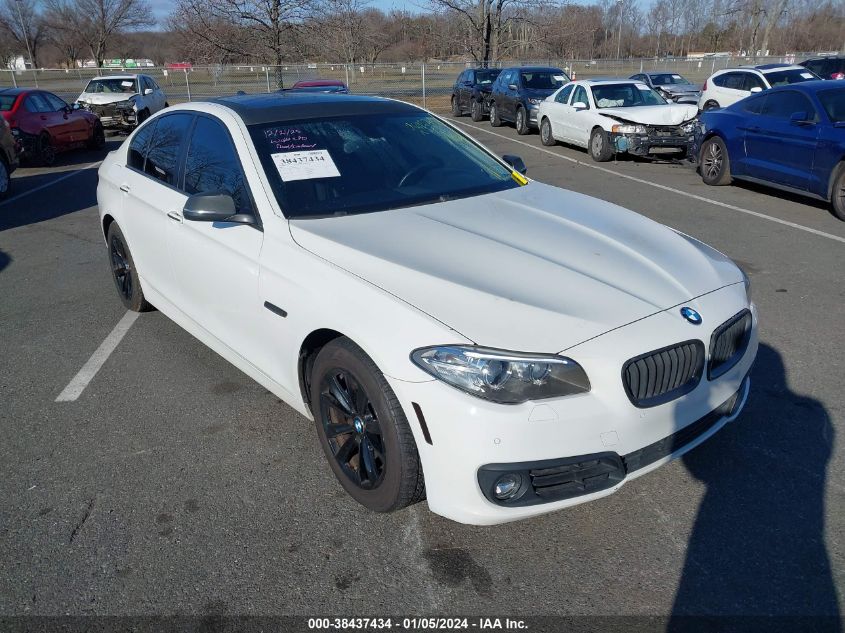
[511,171,529,186]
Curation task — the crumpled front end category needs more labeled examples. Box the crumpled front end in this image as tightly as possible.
[79,100,138,129]
[609,118,699,158]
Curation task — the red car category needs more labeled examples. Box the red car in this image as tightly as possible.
[0,88,105,165]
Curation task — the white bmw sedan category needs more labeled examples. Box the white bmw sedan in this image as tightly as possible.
[97,93,757,525]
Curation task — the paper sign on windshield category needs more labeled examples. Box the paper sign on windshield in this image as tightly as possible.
[553,75,565,82]
[637,85,651,90]
[121,81,134,87]
[800,72,814,79]
[272,150,340,182]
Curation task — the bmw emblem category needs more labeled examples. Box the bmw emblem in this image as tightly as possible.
[680,307,702,325]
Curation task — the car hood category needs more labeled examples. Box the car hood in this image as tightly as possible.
[599,103,699,126]
[77,92,137,105]
[288,182,741,352]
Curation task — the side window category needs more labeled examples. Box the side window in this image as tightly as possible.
[144,113,194,186]
[742,95,766,114]
[574,86,590,109]
[141,77,151,92]
[456,71,466,85]
[556,84,574,104]
[744,73,766,91]
[25,94,51,113]
[183,116,252,214]
[150,78,161,91]
[127,119,158,171]
[44,92,67,111]
[762,91,817,120]
[721,73,746,90]
[712,73,728,88]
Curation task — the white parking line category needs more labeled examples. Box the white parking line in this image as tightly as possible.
[456,121,845,246]
[0,160,102,209]
[56,311,139,402]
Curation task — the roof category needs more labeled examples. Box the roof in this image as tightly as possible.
[754,63,793,70]
[501,66,564,73]
[291,79,346,87]
[209,92,419,125]
[89,74,143,80]
[576,78,646,85]
[714,64,807,74]
[763,79,840,92]
[0,88,29,96]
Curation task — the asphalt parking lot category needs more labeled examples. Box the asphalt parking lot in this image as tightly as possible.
[1,121,843,628]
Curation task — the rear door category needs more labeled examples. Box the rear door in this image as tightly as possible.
[743,90,820,189]
[165,114,265,365]
[458,71,472,110]
[549,83,575,142]
[119,112,194,300]
[569,84,593,147]
[501,70,518,121]
[715,72,750,107]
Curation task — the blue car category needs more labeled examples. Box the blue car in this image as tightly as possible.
[488,67,570,135]
[697,81,845,220]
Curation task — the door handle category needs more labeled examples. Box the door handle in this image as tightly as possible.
[167,211,183,223]
[119,184,130,193]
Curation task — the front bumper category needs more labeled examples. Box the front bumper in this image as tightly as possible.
[612,129,695,157]
[387,284,757,525]
[81,103,138,129]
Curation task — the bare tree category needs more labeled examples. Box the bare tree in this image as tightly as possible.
[44,0,154,67]
[0,0,47,67]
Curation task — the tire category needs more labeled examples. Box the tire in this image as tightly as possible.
[451,96,462,117]
[36,133,56,167]
[88,121,105,150]
[515,107,530,135]
[137,108,150,124]
[540,117,556,146]
[311,337,425,513]
[0,156,10,200]
[702,100,720,112]
[106,222,153,312]
[470,99,483,121]
[700,136,732,186]
[164,102,169,108]
[830,164,845,221]
[589,127,613,162]
[489,102,502,127]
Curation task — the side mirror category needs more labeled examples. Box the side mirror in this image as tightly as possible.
[508,83,518,91]
[502,154,527,175]
[789,111,813,125]
[72,102,81,110]
[144,88,153,95]
[573,101,588,110]
[183,192,256,225]
[749,86,763,93]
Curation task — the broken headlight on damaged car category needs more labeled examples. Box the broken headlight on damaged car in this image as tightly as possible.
[411,346,590,404]
[611,123,647,135]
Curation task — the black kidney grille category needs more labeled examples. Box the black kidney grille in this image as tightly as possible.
[623,340,705,408]
[709,310,752,379]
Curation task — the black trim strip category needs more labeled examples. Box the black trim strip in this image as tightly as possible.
[411,402,433,445]
[263,301,287,318]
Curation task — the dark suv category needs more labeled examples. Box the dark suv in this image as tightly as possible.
[800,56,845,80]
[488,67,570,134]
[451,67,502,121]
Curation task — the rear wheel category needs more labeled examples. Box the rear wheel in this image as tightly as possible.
[515,107,529,135]
[830,164,845,221]
[700,136,732,186]
[0,156,10,200]
[311,337,425,513]
[36,133,56,166]
[540,117,556,146]
[107,222,153,312]
[470,99,483,121]
[589,127,613,162]
[702,100,720,111]
[489,102,502,127]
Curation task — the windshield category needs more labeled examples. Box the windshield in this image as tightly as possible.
[520,70,569,90]
[764,68,819,87]
[475,69,500,84]
[649,74,692,86]
[818,88,845,123]
[592,83,667,108]
[83,78,138,94]
[250,112,520,218]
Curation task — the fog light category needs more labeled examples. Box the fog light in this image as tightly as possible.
[493,473,522,500]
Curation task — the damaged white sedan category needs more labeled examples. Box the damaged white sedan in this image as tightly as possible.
[537,79,699,162]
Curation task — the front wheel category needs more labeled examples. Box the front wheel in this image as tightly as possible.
[88,121,105,150]
[589,128,613,162]
[107,222,153,312]
[451,96,462,117]
[36,133,56,166]
[540,117,556,146]
[470,99,483,121]
[515,107,529,135]
[311,337,425,513]
[830,164,845,221]
[489,102,502,127]
[700,136,732,186]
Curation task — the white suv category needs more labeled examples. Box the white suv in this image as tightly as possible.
[698,64,819,111]
[76,74,168,130]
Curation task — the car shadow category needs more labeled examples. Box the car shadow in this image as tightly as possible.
[1,165,99,232]
[731,179,831,213]
[18,138,121,170]
[0,248,9,273]
[670,343,840,631]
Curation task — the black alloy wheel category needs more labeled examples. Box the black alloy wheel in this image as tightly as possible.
[700,136,732,186]
[37,133,56,166]
[320,369,386,490]
[106,222,153,312]
[830,164,845,221]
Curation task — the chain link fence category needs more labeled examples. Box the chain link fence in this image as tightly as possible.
[0,55,811,115]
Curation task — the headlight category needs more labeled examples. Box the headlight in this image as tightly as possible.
[741,268,752,303]
[527,98,542,106]
[611,124,647,134]
[681,122,696,134]
[411,345,590,404]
